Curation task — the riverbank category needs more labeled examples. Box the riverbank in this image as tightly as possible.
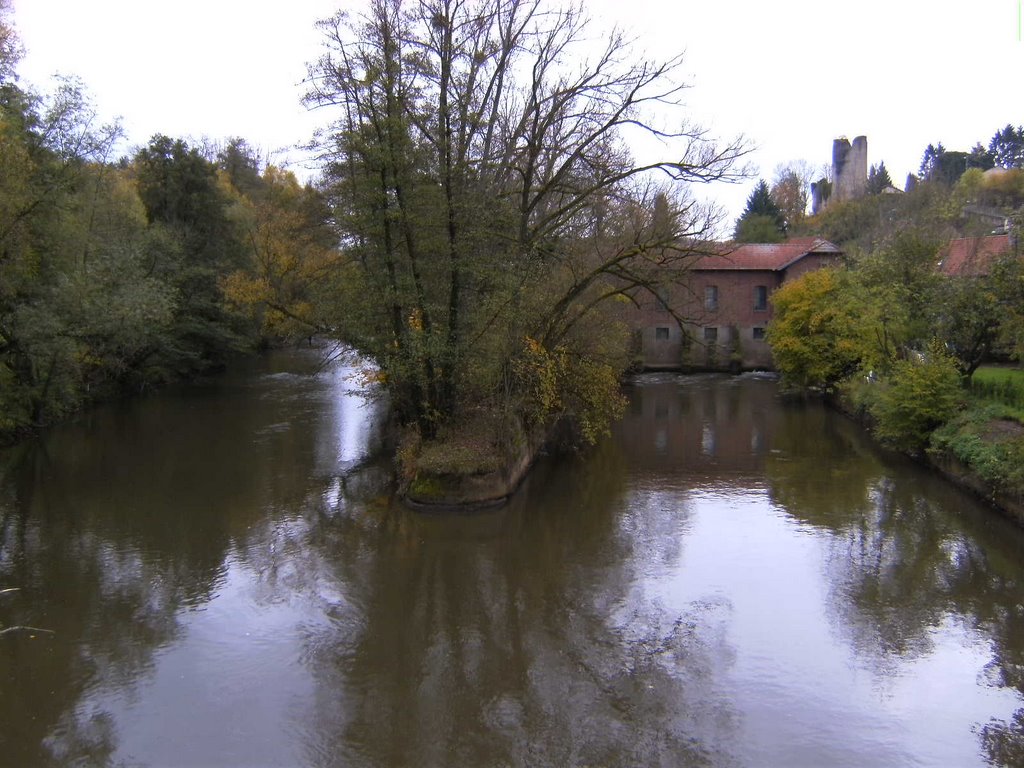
[827,390,1024,527]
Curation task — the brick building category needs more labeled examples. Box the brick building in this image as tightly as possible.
[634,237,843,371]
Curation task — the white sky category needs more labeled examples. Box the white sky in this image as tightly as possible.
[9,0,1024,226]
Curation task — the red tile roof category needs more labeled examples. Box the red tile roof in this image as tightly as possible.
[692,237,842,271]
[938,234,1013,277]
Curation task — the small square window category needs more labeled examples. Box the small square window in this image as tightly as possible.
[754,285,768,311]
[705,285,718,311]
[752,327,766,340]
[703,326,718,341]
[655,327,670,341]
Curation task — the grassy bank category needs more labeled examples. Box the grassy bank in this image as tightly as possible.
[969,366,1024,419]
[835,364,1024,520]
[928,367,1024,514]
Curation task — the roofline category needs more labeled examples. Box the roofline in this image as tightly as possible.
[691,238,843,272]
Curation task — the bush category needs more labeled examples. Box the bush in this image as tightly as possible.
[511,337,626,446]
[869,342,964,453]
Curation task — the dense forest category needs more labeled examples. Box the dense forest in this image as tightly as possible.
[0,3,340,443]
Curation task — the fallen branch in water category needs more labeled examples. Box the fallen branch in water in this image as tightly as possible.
[0,625,55,637]
[1,590,55,636]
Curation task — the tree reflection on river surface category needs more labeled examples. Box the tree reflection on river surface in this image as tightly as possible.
[2,353,1024,766]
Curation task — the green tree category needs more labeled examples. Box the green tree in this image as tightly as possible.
[766,268,868,390]
[989,124,1024,169]
[0,0,19,85]
[735,213,785,243]
[920,142,971,185]
[967,142,995,171]
[870,341,963,453]
[866,161,893,194]
[0,75,130,430]
[216,137,264,197]
[854,231,944,359]
[919,143,944,179]
[307,0,747,441]
[221,166,343,342]
[933,257,1022,377]
[992,250,1024,361]
[132,134,248,370]
[735,179,785,241]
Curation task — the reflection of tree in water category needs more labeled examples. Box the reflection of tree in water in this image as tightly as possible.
[831,480,1024,767]
[765,399,884,528]
[0,451,194,766]
[0,350,367,766]
[242,440,742,767]
[981,709,1024,767]
[764,402,1024,766]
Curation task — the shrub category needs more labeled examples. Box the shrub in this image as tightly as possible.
[870,342,964,453]
[930,402,1024,495]
[510,337,626,446]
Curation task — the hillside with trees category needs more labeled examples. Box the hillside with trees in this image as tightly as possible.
[771,127,1024,508]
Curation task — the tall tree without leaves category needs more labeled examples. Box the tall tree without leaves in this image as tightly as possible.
[770,162,812,231]
[305,0,748,438]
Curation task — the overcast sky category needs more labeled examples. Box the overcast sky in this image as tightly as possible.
[9,0,1024,227]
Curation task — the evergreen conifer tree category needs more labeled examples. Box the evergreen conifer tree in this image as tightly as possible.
[734,179,785,242]
[866,162,893,194]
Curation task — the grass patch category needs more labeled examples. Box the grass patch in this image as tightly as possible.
[970,366,1024,418]
[408,412,508,478]
[416,437,503,476]
[930,401,1024,495]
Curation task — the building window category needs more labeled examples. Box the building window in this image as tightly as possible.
[752,327,766,340]
[704,285,718,311]
[703,326,718,341]
[655,326,670,341]
[754,285,768,311]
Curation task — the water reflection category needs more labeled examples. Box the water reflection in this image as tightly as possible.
[290,448,740,767]
[764,389,1024,766]
[2,361,1024,766]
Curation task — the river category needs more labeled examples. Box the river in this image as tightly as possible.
[2,346,1024,767]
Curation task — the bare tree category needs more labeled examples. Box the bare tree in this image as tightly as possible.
[304,0,748,435]
[770,160,814,230]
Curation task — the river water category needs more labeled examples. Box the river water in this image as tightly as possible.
[2,346,1024,767]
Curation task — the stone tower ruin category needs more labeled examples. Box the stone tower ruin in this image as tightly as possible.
[832,135,868,202]
[810,135,868,214]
